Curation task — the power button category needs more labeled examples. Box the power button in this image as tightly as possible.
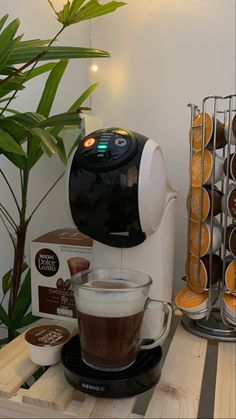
[115,137,127,147]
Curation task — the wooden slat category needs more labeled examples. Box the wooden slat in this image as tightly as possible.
[0,349,39,398]
[68,395,137,418]
[90,397,136,418]
[0,397,77,418]
[214,341,236,419]
[0,332,27,370]
[22,363,75,412]
[145,323,208,419]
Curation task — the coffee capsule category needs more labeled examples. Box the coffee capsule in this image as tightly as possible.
[189,220,222,257]
[223,153,236,182]
[191,150,224,187]
[225,223,236,258]
[223,294,236,326]
[225,256,236,296]
[25,325,70,366]
[224,114,236,146]
[222,183,236,220]
[175,286,208,320]
[190,113,226,152]
[187,186,222,222]
[187,254,222,293]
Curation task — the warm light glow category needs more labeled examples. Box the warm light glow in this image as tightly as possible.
[84,138,96,148]
[90,64,98,73]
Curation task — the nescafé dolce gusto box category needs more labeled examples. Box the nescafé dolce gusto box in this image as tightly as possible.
[31,229,93,321]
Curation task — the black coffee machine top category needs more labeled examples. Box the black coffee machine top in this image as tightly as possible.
[68,128,148,248]
[76,128,141,171]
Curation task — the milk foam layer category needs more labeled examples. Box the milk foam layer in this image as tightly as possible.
[74,280,147,317]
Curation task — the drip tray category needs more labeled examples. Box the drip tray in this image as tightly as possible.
[61,335,162,398]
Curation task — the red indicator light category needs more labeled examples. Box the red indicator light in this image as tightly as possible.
[84,138,95,148]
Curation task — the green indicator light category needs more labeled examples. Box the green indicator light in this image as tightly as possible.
[98,145,108,149]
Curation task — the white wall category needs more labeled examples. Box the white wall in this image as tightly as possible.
[90,0,236,292]
[0,0,92,315]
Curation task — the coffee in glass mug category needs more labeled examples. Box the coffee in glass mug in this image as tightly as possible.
[70,269,172,371]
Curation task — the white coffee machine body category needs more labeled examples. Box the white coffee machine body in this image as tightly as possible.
[66,128,177,343]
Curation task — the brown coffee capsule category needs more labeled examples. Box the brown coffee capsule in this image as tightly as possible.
[223,153,236,182]
[25,325,70,347]
[190,113,226,152]
[225,223,236,258]
[188,186,223,222]
[187,254,222,293]
[233,115,236,142]
[225,256,236,296]
[205,186,223,215]
[206,119,227,150]
[189,220,222,257]
[227,184,236,220]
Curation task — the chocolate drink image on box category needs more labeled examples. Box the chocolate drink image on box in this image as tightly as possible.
[67,257,90,276]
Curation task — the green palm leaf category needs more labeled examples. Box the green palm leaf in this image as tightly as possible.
[38,111,81,128]
[8,112,46,127]
[37,59,68,117]
[0,19,21,71]
[0,14,9,32]
[22,62,58,81]
[0,129,26,155]
[48,0,125,26]
[7,46,109,65]
[56,135,67,164]
[16,39,51,49]
[73,0,126,22]
[30,127,58,156]
[0,116,27,143]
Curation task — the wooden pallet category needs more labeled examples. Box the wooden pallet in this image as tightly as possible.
[0,316,235,418]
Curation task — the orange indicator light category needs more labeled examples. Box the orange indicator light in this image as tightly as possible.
[84,138,95,148]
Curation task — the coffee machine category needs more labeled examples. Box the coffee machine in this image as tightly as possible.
[61,127,177,397]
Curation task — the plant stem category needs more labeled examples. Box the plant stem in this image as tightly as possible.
[0,204,17,231]
[0,213,15,249]
[8,133,31,321]
[8,223,28,319]
[0,168,20,213]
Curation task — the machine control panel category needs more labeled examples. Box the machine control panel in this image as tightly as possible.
[76,128,138,171]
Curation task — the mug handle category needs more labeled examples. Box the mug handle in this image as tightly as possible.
[139,299,172,350]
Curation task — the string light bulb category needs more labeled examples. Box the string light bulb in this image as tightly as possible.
[90,64,98,73]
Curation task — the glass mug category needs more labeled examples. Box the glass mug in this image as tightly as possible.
[70,268,172,371]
